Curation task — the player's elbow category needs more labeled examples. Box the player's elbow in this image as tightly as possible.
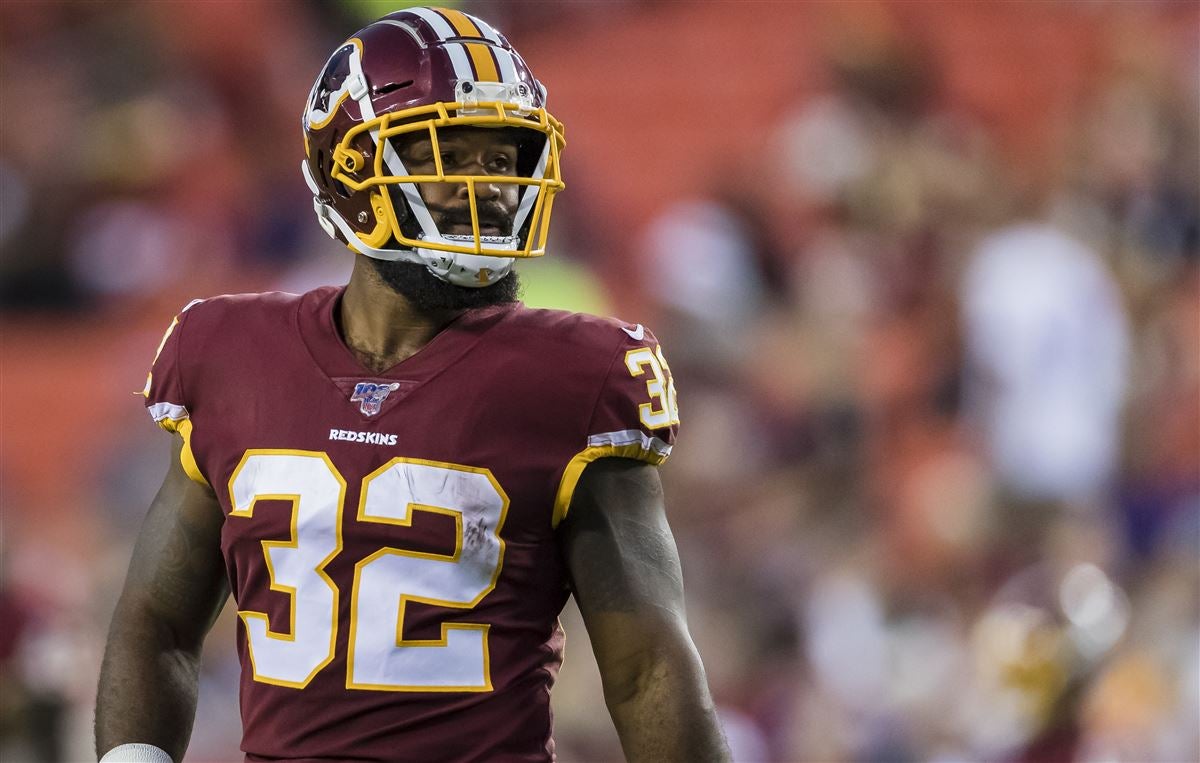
[598,620,707,709]
[110,590,205,658]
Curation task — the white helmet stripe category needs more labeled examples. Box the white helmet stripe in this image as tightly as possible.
[380,139,443,243]
[407,6,457,40]
[471,19,518,83]
[472,17,505,45]
[491,48,519,84]
[406,7,475,81]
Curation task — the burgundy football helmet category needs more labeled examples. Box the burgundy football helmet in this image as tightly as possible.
[301,7,565,287]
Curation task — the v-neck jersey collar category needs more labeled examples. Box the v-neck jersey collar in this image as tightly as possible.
[296,285,518,384]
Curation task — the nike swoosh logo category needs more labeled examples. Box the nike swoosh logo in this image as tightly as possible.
[621,324,645,341]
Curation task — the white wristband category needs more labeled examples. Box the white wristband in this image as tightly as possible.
[99,743,174,763]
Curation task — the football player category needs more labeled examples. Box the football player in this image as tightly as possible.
[95,7,729,762]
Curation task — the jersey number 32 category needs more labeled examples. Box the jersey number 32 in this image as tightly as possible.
[228,451,507,692]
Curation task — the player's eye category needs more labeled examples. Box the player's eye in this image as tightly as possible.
[398,140,434,168]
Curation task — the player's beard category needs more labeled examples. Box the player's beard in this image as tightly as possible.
[368,258,521,312]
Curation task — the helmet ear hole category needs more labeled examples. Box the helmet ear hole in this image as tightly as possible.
[315,148,353,198]
[315,149,327,183]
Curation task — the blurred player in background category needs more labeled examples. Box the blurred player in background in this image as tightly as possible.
[95,7,728,762]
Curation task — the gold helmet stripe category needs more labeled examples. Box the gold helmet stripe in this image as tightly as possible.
[434,8,501,82]
[463,43,500,82]
[435,7,484,37]
[469,17,520,84]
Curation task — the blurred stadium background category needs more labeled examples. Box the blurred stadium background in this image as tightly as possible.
[1,1,1197,761]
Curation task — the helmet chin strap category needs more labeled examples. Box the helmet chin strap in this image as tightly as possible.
[420,246,515,287]
[302,160,515,288]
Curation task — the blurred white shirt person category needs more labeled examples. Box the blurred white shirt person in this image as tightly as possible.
[961,223,1130,503]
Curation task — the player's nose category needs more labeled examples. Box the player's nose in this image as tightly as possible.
[474,179,502,200]
[458,174,502,202]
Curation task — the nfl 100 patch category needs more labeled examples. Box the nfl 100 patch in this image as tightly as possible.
[350,381,401,416]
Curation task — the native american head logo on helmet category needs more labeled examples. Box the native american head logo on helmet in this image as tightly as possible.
[301,7,565,287]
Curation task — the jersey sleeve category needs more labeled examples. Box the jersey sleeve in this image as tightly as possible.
[142,298,207,485]
[551,325,680,527]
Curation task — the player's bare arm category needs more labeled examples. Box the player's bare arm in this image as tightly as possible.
[560,458,730,762]
[96,434,228,761]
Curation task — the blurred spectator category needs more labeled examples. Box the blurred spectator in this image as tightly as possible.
[639,197,770,367]
[961,223,1130,504]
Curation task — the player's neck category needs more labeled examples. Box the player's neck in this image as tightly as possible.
[338,261,462,374]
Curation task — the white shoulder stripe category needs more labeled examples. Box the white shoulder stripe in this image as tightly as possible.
[148,401,189,423]
[587,429,673,458]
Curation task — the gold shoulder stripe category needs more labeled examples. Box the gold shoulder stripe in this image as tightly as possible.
[551,444,668,528]
[177,419,208,487]
[143,316,180,397]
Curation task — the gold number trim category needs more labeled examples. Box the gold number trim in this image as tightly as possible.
[624,347,679,429]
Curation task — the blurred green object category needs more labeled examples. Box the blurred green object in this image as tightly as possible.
[517,256,611,317]
[337,0,461,24]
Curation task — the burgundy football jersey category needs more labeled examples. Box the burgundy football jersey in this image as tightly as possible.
[142,286,680,762]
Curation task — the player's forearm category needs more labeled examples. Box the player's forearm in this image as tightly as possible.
[603,640,730,763]
[95,599,202,761]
